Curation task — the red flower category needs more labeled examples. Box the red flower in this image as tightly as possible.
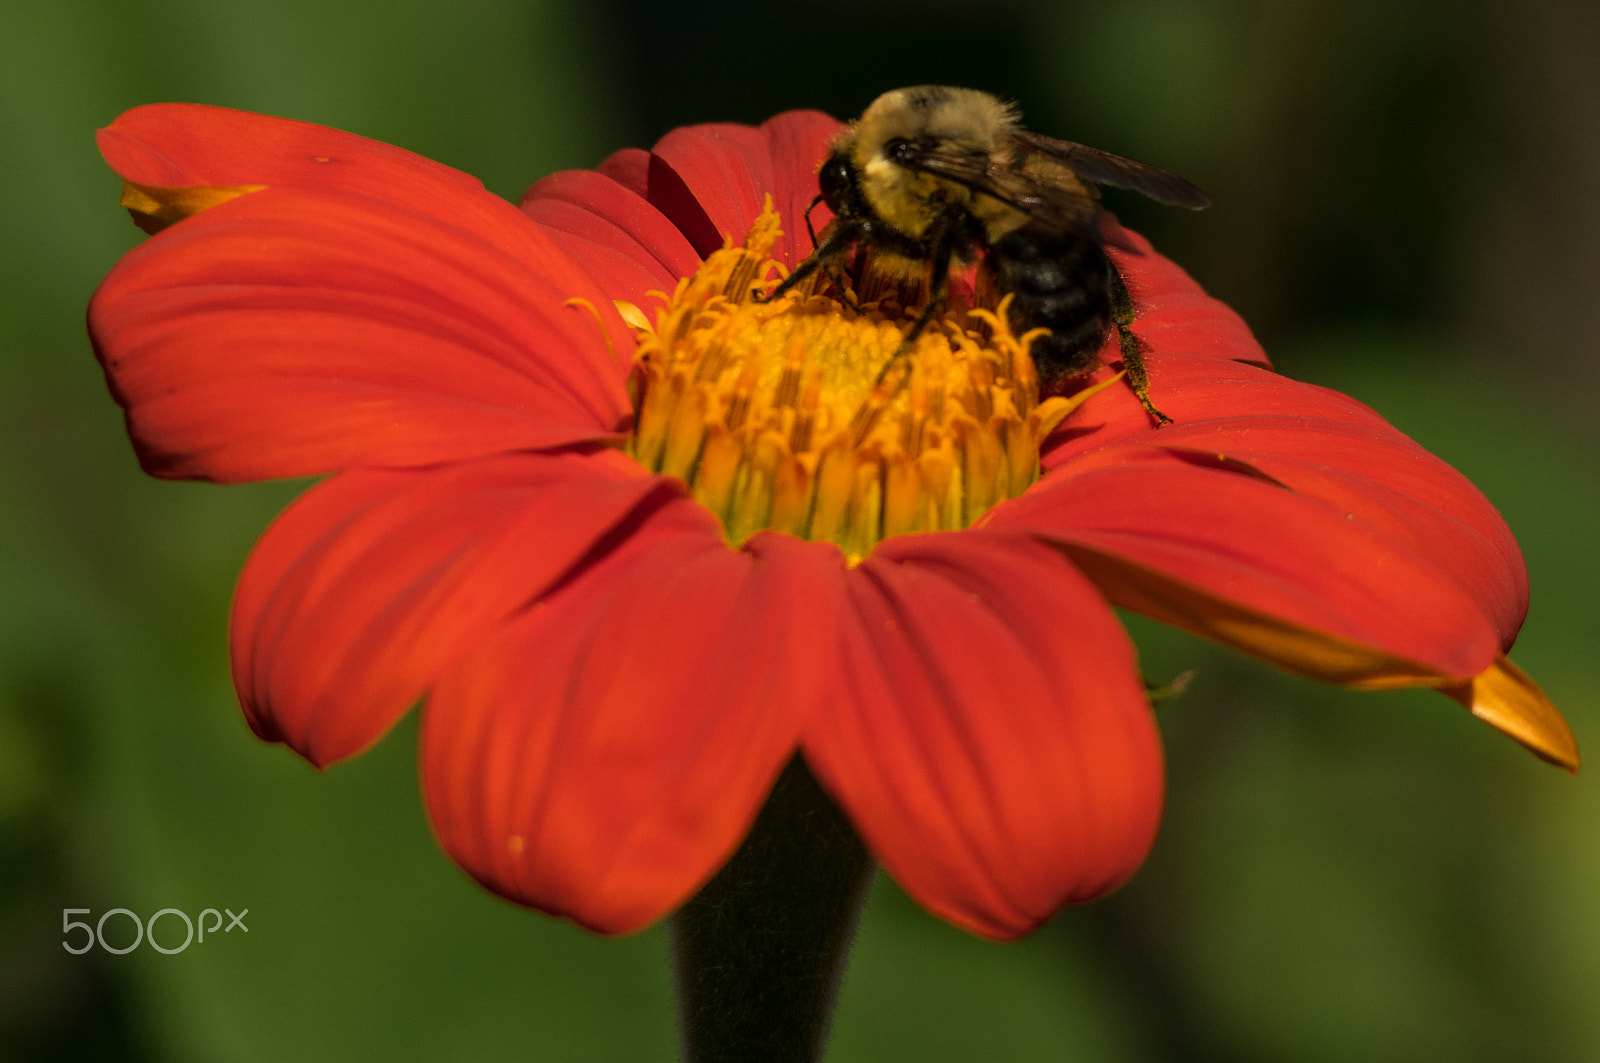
[89,103,1576,941]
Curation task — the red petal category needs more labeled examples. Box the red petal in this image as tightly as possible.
[597,147,724,259]
[518,168,703,304]
[90,186,633,482]
[232,449,667,767]
[101,103,490,230]
[421,525,837,934]
[1102,218,1267,368]
[597,147,650,197]
[803,530,1163,940]
[1043,352,1393,467]
[649,124,767,247]
[995,457,1501,680]
[649,111,842,269]
[99,106,621,293]
[1033,354,1526,649]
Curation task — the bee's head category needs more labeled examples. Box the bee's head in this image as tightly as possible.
[851,86,1016,168]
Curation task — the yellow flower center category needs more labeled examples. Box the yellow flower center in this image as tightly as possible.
[623,200,1108,562]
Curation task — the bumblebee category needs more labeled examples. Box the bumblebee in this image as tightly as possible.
[767,86,1210,423]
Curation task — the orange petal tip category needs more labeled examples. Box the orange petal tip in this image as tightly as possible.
[119,179,265,235]
[1440,655,1579,773]
[1057,545,1578,771]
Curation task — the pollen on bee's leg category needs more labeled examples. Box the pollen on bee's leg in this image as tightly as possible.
[621,199,1098,562]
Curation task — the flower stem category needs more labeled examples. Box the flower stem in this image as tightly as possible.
[671,755,874,1063]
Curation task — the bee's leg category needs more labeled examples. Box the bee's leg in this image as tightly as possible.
[876,226,955,385]
[797,196,865,311]
[1108,259,1172,426]
[899,284,945,350]
[824,263,861,312]
[803,194,824,249]
[903,226,957,348]
[760,252,825,303]
[760,219,855,303]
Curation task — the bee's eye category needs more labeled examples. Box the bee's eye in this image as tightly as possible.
[818,155,852,209]
[884,138,916,164]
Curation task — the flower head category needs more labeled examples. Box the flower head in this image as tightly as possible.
[90,103,1576,941]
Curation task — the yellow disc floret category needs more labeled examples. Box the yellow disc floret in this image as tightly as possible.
[625,198,1108,562]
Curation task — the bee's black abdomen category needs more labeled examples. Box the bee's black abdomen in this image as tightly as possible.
[991,227,1113,392]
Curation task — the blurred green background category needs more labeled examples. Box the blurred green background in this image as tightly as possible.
[3,0,1598,1059]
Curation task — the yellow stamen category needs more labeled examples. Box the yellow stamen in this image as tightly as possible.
[563,297,623,370]
[625,198,1095,563]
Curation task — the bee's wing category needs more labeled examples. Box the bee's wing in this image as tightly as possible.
[1010,130,1211,210]
[895,146,1104,237]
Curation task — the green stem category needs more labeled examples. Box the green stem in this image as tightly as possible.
[671,756,875,1063]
